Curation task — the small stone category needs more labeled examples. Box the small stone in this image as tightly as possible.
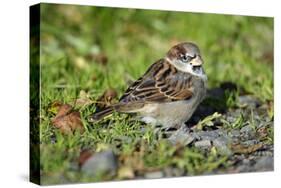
[164,167,185,177]
[213,137,232,155]
[168,129,195,146]
[242,158,251,165]
[254,156,273,171]
[163,167,173,177]
[144,171,164,179]
[240,125,256,140]
[81,150,117,177]
[194,140,212,149]
[235,165,252,173]
[194,130,220,141]
[229,130,240,138]
[218,129,228,136]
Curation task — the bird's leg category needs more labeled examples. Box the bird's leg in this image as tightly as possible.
[157,123,183,139]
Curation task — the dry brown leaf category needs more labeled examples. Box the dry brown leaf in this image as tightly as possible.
[231,143,263,154]
[51,104,84,134]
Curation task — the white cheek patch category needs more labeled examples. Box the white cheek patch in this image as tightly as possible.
[170,59,208,81]
[173,60,193,72]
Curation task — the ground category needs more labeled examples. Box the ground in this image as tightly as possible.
[30,4,273,185]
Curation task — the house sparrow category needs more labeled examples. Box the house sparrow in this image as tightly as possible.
[89,42,207,129]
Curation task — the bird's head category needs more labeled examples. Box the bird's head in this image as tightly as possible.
[165,42,206,78]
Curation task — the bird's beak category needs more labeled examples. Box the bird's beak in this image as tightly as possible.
[191,55,204,66]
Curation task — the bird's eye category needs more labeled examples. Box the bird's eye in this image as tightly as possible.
[180,54,192,63]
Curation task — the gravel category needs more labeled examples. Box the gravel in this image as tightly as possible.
[164,94,273,174]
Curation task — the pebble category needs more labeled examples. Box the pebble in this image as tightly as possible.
[194,130,220,141]
[194,140,212,149]
[162,95,273,175]
[164,167,184,177]
[213,137,232,155]
[240,125,255,138]
[168,128,195,146]
[229,130,240,138]
[254,156,273,171]
[81,150,118,177]
[144,171,164,179]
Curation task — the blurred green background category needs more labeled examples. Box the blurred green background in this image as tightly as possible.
[38,3,273,184]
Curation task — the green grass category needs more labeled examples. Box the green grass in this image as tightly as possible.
[35,3,273,185]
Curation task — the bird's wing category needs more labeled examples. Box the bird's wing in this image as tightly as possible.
[119,59,194,104]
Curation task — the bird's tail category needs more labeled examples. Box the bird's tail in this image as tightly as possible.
[89,106,114,123]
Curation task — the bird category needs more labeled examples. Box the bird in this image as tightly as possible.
[89,42,207,129]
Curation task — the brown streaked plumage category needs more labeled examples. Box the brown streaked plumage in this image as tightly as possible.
[89,42,207,129]
[120,60,193,103]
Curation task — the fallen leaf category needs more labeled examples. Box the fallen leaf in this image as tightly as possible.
[95,88,118,110]
[231,143,263,154]
[51,104,84,134]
